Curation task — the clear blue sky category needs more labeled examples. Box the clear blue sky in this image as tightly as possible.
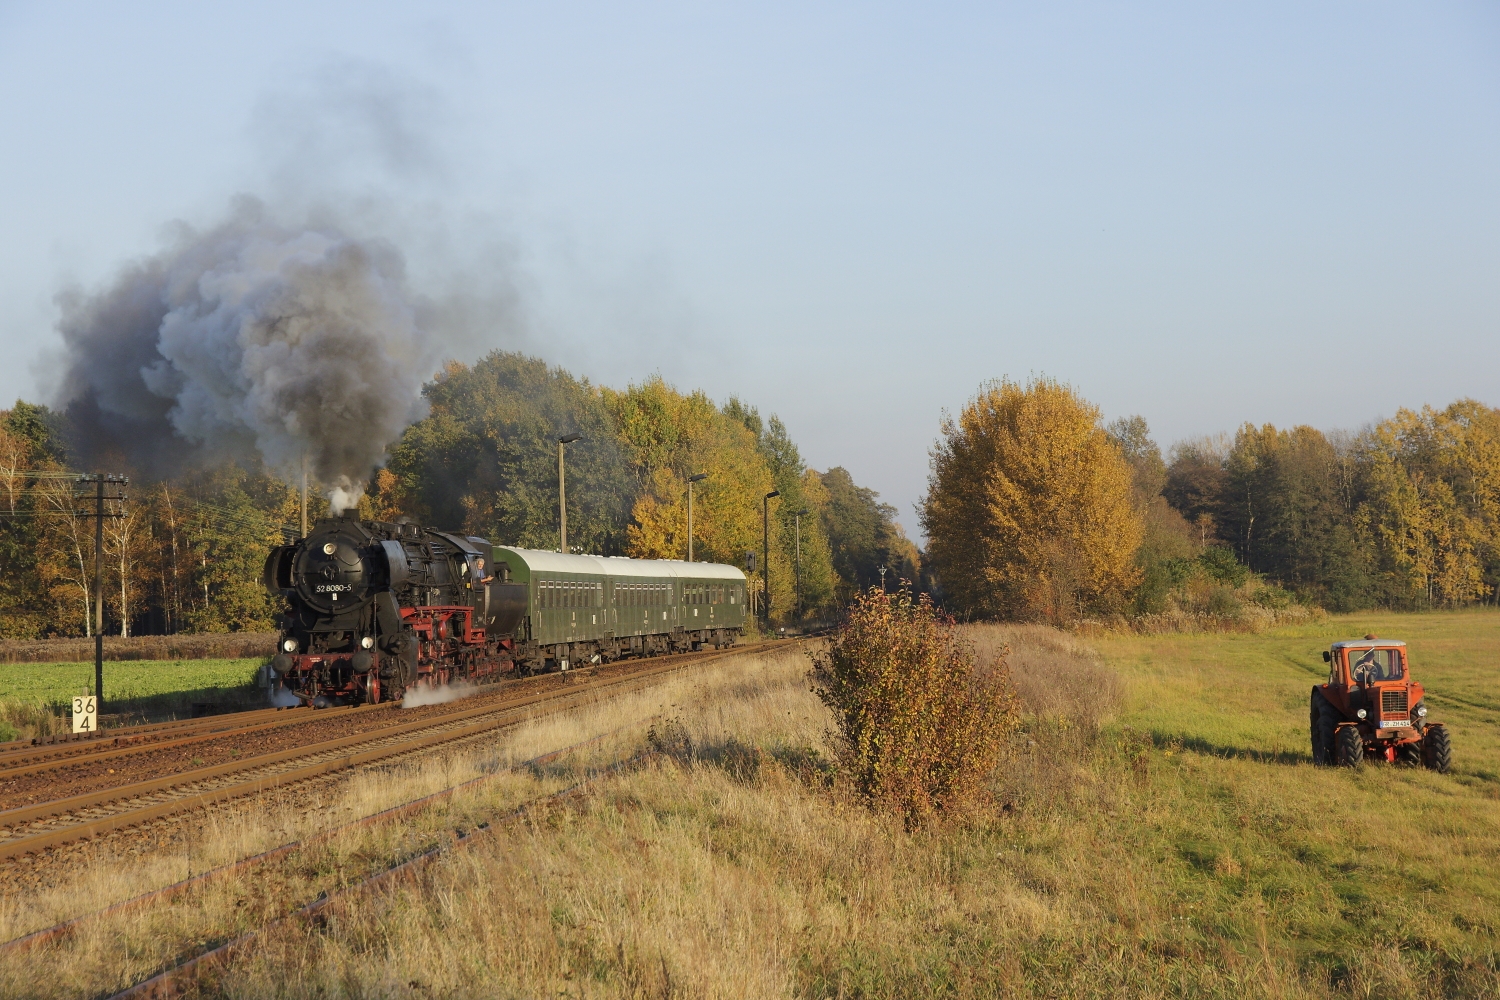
[2,2,1497,537]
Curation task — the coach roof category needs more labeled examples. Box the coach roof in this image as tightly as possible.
[494,547,745,581]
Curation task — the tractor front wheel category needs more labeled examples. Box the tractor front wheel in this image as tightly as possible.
[1335,725,1364,769]
[1422,724,1452,773]
[1311,693,1336,766]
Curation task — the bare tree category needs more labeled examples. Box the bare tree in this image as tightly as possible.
[40,478,92,635]
[104,498,139,637]
[159,486,184,632]
[0,427,28,517]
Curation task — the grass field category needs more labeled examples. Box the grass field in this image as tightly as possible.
[5,614,1497,998]
[0,658,265,738]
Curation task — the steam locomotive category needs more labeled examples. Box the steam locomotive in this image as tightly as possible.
[262,512,748,706]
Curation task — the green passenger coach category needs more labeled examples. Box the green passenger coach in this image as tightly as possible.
[489,548,748,672]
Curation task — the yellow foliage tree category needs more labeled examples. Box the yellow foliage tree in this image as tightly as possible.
[1358,401,1500,606]
[605,377,792,610]
[921,377,1142,622]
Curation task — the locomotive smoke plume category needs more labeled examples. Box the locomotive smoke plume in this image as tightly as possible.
[55,200,433,509]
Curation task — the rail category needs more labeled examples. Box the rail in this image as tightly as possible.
[0,640,780,861]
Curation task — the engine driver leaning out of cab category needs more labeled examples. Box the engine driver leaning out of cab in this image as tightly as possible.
[468,556,494,588]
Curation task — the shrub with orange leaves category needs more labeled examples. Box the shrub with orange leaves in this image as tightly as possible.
[812,589,1018,826]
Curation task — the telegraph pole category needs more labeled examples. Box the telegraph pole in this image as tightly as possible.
[93,477,103,701]
[79,474,127,705]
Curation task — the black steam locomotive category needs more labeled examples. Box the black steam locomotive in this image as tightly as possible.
[262,513,527,706]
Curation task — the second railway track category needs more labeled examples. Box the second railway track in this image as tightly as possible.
[0,641,784,862]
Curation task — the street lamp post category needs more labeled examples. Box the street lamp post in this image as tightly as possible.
[762,490,780,623]
[686,473,707,562]
[793,508,809,619]
[557,433,582,552]
[877,565,887,591]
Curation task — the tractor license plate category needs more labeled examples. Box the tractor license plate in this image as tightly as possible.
[1380,719,1410,729]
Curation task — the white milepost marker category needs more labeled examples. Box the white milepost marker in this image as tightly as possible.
[71,695,98,734]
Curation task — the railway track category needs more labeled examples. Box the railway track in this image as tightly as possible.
[0,641,781,862]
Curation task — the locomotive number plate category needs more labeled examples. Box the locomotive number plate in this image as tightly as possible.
[315,584,352,593]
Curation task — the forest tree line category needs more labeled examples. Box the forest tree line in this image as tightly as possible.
[921,379,1500,623]
[0,351,918,638]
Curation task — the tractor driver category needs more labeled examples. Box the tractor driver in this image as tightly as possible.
[1352,648,1398,684]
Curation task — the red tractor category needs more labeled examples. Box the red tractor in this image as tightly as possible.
[1310,635,1451,771]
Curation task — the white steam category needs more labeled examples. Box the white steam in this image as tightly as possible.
[57,201,433,506]
[401,681,477,708]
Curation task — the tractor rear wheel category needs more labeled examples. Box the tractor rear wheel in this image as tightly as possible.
[1335,725,1364,769]
[1310,693,1336,766]
[1422,724,1452,773]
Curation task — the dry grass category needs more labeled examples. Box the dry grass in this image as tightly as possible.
[1080,602,1327,635]
[4,628,1499,999]
[0,647,818,997]
[966,622,1123,726]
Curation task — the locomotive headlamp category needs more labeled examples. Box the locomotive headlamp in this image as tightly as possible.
[1356,708,1368,719]
[1418,705,1428,717]
[361,636,375,650]
[323,542,337,555]
[282,638,298,653]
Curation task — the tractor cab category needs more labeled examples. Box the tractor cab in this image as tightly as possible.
[1321,639,1421,735]
[1311,634,1449,770]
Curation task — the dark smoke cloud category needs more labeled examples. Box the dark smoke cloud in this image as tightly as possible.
[55,199,433,510]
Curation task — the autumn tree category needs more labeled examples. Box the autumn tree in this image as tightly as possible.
[1213,423,1370,608]
[922,378,1142,623]
[1356,401,1500,607]
[386,353,634,553]
[817,466,919,601]
[605,378,793,608]
[725,399,838,616]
